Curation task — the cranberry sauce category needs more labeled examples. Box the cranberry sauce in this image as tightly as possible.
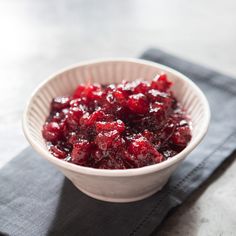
[42,74,191,169]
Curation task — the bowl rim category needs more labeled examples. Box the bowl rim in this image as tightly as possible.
[22,58,210,177]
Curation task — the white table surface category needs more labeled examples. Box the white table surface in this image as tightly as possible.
[0,0,236,235]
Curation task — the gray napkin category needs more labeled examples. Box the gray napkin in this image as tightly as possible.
[1,48,236,236]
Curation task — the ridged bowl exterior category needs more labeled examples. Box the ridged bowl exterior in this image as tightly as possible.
[23,59,210,202]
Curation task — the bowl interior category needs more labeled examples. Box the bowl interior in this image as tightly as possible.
[23,59,209,174]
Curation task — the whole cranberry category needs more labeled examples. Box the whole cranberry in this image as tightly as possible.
[42,122,62,142]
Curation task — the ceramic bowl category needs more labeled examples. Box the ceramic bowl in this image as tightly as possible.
[23,58,210,202]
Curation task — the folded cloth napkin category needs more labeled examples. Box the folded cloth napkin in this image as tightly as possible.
[1,48,236,236]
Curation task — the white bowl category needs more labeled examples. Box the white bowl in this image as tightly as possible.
[23,58,210,202]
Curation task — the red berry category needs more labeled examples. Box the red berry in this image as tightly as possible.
[95,120,125,133]
[49,111,66,123]
[127,136,164,167]
[154,152,165,163]
[142,129,155,142]
[42,122,62,142]
[113,90,127,105]
[50,145,67,159]
[85,85,102,101]
[71,140,92,165]
[95,130,119,150]
[127,93,148,114]
[171,126,191,147]
[150,102,167,126]
[133,81,149,94]
[73,85,86,98]
[66,106,84,129]
[128,136,152,157]
[112,136,125,149]
[80,110,106,126]
[51,96,71,111]
[68,133,78,145]
[151,74,172,92]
